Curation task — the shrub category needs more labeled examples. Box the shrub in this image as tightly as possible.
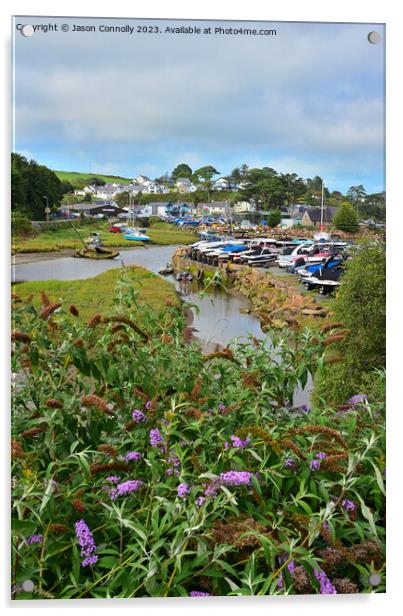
[11,213,32,236]
[267,209,282,228]
[313,240,385,404]
[11,271,385,598]
[333,203,359,233]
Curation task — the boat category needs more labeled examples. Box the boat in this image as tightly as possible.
[74,232,120,259]
[74,247,120,259]
[176,271,193,282]
[158,265,174,276]
[123,227,150,241]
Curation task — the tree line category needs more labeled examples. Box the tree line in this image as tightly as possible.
[11,153,73,220]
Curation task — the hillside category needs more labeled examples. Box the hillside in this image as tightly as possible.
[54,170,132,188]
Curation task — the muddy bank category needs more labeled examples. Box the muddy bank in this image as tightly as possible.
[172,248,329,331]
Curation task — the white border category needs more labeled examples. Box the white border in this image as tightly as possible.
[2,1,402,614]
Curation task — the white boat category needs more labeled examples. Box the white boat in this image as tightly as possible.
[123,227,150,242]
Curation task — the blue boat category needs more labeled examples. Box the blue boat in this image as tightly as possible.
[123,227,150,242]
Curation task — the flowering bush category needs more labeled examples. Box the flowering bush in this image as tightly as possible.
[11,278,385,599]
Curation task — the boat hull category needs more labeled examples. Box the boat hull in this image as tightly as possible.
[74,248,120,259]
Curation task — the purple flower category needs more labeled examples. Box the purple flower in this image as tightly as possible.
[227,435,251,449]
[177,483,190,498]
[189,591,211,597]
[26,534,43,545]
[310,459,321,471]
[314,568,337,594]
[145,400,152,410]
[322,521,330,530]
[204,481,220,497]
[196,496,206,507]
[283,457,298,470]
[81,555,98,567]
[132,409,146,423]
[298,404,311,414]
[347,394,368,406]
[219,471,253,486]
[315,452,327,460]
[218,403,226,413]
[106,475,121,483]
[75,519,97,566]
[149,428,164,448]
[124,451,142,462]
[342,499,356,511]
[167,455,180,467]
[111,479,144,499]
[287,560,296,575]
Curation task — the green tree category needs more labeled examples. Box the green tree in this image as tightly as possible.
[347,185,367,218]
[267,209,282,227]
[239,167,286,209]
[314,240,385,404]
[171,164,193,182]
[11,153,70,220]
[193,166,220,201]
[333,202,359,233]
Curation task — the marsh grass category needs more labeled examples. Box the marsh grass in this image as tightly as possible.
[12,222,199,253]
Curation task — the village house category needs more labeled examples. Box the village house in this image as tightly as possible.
[175,178,197,193]
[196,201,230,218]
[301,206,339,227]
[212,177,230,191]
[232,200,256,214]
[60,200,127,218]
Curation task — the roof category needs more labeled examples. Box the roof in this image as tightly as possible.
[305,206,339,223]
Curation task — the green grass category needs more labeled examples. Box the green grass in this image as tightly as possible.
[12,222,199,253]
[14,266,179,322]
[54,171,132,188]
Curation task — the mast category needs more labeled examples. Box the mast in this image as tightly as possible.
[320,179,324,231]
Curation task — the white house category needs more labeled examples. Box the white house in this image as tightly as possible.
[175,178,197,193]
[212,177,230,191]
[233,201,256,214]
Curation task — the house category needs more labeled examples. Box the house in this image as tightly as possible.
[133,175,151,185]
[138,202,172,217]
[60,200,126,218]
[212,177,230,191]
[233,201,256,214]
[301,206,339,227]
[74,185,96,197]
[175,178,197,193]
[196,202,230,218]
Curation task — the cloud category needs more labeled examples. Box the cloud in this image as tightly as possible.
[13,18,385,191]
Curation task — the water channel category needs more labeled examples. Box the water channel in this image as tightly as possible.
[12,245,311,404]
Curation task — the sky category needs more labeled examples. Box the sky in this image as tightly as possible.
[12,17,385,194]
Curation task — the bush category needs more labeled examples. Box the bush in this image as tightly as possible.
[11,213,32,235]
[333,203,358,233]
[313,240,385,404]
[267,209,282,228]
[11,272,385,598]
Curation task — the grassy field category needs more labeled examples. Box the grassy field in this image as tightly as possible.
[55,171,132,188]
[13,265,179,322]
[12,222,199,253]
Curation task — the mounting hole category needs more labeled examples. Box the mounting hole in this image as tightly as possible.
[21,25,34,37]
[368,31,381,44]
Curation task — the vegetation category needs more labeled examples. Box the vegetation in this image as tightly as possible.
[11,272,385,599]
[314,241,386,404]
[11,212,32,235]
[12,154,73,220]
[13,266,179,322]
[12,221,199,253]
[266,209,282,228]
[54,171,132,188]
[333,203,359,233]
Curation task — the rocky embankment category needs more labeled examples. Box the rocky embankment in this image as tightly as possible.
[172,247,329,331]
